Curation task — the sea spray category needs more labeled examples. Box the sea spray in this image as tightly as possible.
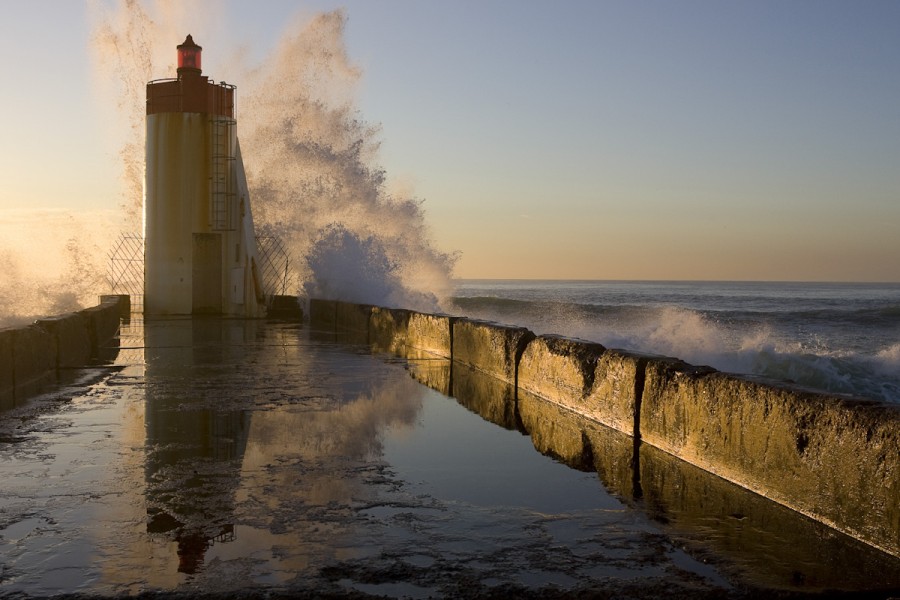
[89,0,181,230]
[0,210,115,327]
[303,224,442,309]
[238,11,455,311]
[88,3,456,311]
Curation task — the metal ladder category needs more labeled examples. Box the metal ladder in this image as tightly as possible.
[210,116,237,231]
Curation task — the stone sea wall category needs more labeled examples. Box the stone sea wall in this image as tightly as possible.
[0,295,127,411]
[310,298,900,560]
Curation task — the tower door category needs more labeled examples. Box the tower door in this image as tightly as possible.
[192,233,223,314]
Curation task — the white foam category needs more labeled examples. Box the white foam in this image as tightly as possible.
[455,297,900,403]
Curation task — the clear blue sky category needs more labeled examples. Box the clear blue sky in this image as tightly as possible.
[2,0,899,281]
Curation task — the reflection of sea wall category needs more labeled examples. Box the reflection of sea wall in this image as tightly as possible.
[310,298,900,565]
[0,295,126,410]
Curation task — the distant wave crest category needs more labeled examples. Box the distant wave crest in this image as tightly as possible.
[451,295,900,403]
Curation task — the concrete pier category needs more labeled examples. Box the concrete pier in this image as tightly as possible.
[2,302,900,596]
[315,299,900,562]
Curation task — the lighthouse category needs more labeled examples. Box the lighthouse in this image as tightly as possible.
[144,35,265,317]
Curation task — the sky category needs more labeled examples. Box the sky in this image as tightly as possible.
[1,0,899,282]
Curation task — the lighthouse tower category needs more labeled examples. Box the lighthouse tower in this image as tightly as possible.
[144,35,265,317]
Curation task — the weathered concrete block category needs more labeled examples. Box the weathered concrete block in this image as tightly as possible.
[585,349,650,436]
[35,313,92,369]
[334,301,373,336]
[369,306,411,354]
[309,299,337,331]
[641,366,900,558]
[407,312,454,359]
[517,335,643,438]
[266,295,302,321]
[80,300,122,360]
[0,329,14,410]
[100,294,131,321]
[638,357,715,455]
[12,324,55,402]
[452,319,535,384]
[518,334,605,414]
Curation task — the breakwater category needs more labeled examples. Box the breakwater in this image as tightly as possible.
[311,298,900,561]
[0,295,127,409]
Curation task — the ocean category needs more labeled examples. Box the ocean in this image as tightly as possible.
[450,280,900,404]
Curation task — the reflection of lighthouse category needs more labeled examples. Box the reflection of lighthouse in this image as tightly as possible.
[143,318,253,574]
[144,35,265,317]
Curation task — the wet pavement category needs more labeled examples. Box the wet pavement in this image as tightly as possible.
[0,318,899,599]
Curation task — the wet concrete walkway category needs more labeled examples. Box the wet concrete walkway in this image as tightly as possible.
[0,318,898,599]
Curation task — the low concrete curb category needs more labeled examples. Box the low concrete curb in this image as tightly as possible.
[0,296,127,409]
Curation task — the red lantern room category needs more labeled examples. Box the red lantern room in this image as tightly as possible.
[177,34,202,74]
[147,35,233,118]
